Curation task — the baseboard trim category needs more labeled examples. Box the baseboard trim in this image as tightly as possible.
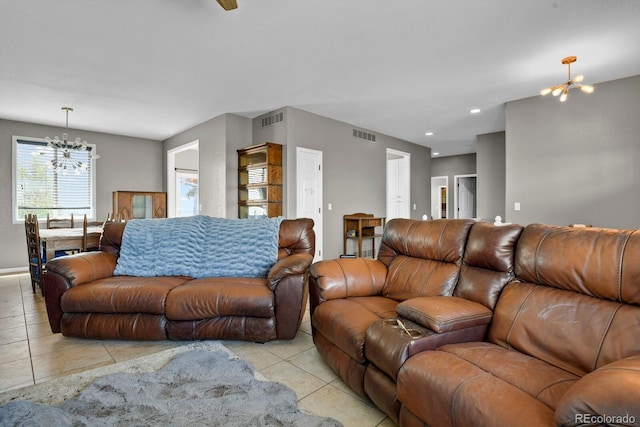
[0,267,28,276]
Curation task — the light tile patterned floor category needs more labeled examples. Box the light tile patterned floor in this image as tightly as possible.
[0,273,394,427]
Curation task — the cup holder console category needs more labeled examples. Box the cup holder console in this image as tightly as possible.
[382,317,423,339]
[382,318,401,328]
[404,328,423,338]
[365,317,434,379]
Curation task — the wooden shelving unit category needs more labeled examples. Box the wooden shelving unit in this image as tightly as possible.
[237,142,283,219]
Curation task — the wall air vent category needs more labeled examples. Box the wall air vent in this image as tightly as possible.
[353,129,376,143]
[261,112,284,128]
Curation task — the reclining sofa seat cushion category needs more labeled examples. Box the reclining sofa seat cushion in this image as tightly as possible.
[309,219,475,397]
[378,219,476,300]
[364,221,523,424]
[395,221,524,333]
[398,224,640,427]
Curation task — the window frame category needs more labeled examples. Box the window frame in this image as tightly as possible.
[12,135,98,224]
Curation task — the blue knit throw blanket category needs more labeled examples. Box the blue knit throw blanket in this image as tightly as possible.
[113,216,284,279]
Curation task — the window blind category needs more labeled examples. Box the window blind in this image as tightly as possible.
[15,139,95,220]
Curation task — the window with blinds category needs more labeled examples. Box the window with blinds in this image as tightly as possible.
[13,137,97,222]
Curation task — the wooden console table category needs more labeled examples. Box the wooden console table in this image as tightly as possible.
[343,213,386,258]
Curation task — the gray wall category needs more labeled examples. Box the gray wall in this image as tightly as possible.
[164,106,431,259]
[252,109,289,216]
[163,113,252,219]
[430,153,477,218]
[505,75,640,228]
[224,114,253,218]
[253,109,288,147]
[1,118,162,271]
[280,107,431,259]
[163,107,431,260]
[476,131,506,222]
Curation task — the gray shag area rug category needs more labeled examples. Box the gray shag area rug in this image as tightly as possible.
[0,348,342,427]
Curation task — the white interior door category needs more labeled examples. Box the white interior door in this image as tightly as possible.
[455,175,477,219]
[386,149,410,220]
[296,147,323,261]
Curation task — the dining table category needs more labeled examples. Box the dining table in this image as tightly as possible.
[39,226,103,263]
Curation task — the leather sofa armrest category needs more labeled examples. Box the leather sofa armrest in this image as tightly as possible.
[44,252,117,334]
[45,252,117,287]
[396,296,493,333]
[309,257,387,302]
[555,355,640,426]
[268,253,314,290]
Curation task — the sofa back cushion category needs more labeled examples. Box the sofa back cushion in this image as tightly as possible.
[489,224,640,376]
[378,219,475,301]
[277,218,315,259]
[113,216,283,278]
[101,221,126,256]
[100,218,315,261]
[515,224,640,304]
[454,222,524,309]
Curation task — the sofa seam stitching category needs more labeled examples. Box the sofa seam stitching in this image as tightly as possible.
[450,372,490,426]
[534,377,576,404]
[591,304,621,371]
[504,285,538,347]
[616,231,632,302]
[533,227,552,284]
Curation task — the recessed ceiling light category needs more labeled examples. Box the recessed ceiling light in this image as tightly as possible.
[470,108,481,114]
[433,152,440,156]
[425,132,434,136]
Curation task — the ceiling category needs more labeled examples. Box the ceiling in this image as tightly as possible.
[1,1,638,157]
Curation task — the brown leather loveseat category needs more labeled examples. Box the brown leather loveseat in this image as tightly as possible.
[310,219,640,426]
[44,218,315,342]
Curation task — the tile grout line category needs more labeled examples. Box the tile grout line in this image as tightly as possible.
[20,275,37,387]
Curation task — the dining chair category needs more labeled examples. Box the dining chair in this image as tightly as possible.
[47,213,74,229]
[106,212,127,222]
[81,214,104,252]
[48,213,84,256]
[24,214,44,295]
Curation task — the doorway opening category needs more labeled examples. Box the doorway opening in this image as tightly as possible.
[167,141,199,218]
[430,176,448,219]
[454,174,477,219]
[386,149,410,221]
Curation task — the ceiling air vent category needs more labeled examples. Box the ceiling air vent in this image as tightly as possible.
[353,129,376,143]
[261,112,284,128]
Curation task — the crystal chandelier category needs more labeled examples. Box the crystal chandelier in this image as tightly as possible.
[45,107,99,175]
[540,56,594,102]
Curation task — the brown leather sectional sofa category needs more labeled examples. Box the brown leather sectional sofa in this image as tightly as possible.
[44,218,315,342]
[309,219,640,426]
